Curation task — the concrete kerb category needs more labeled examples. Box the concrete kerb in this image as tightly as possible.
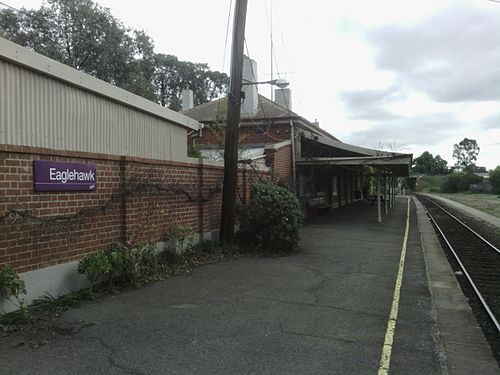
[413,196,499,375]
[0,228,221,314]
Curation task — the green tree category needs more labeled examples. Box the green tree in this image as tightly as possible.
[412,151,449,174]
[154,54,228,110]
[0,0,227,108]
[0,0,154,96]
[490,166,500,194]
[452,138,480,172]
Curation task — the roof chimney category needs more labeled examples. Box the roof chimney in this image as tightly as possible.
[241,56,258,117]
[181,88,194,111]
[275,88,292,111]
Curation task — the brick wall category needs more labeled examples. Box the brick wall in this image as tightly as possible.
[0,145,267,273]
[265,144,293,188]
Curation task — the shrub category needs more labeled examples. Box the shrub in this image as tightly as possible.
[107,249,124,286]
[441,172,482,193]
[0,265,31,324]
[0,265,27,312]
[490,166,500,194]
[238,181,302,253]
[115,243,160,285]
[163,224,195,254]
[77,251,111,291]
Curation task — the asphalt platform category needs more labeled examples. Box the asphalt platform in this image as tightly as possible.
[1,196,499,374]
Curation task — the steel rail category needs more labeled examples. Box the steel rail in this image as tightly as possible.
[425,198,500,255]
[425,207,500,334]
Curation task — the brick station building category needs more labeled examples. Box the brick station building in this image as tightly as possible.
[183,57,412,217]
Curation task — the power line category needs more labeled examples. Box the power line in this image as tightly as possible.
[0,1,19,12]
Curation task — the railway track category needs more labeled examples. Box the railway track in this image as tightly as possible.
[419,196,500,334]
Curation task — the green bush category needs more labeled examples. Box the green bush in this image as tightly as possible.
[0,265,27,311]
[441,172,482,193]
[0,265,31,324]
[78,243,162,290]
[115,243,160,285]
[237,182,302,253]
[77,251,111,291]
[163,224,195,253]
[107,249,124,286]
[490,166,500,194]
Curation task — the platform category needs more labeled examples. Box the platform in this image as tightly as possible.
[1,197,498,374]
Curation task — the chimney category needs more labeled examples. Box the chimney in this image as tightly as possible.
[275,88,292,111]
[241,56,258,117]
[181,88,194,111]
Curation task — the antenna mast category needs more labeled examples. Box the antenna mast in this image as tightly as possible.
[270,0,273,101]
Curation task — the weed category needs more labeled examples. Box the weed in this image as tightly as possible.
[31,292,81,311]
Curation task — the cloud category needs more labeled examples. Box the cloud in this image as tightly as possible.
[481,113,500,129]
[344,112,461,148]
[366,5,500,103]
[339,86,405,120]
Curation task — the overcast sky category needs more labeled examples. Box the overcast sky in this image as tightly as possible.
[8,0,500,169]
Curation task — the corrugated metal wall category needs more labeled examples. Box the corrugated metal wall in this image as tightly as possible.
[0,59,187,161]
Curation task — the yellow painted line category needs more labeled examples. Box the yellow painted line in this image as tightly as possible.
[377,197,411,375]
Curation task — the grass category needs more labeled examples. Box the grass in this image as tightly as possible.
[432,192,500,219]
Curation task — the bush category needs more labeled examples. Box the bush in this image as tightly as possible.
[112,242,160,285]
[237,182,302,253]
[490,166,500,194]
[163,224,195,254]
[77,251,111,291]
[78,243,162,290]
[0,265,31,323]
[107,249,124,286]
[441,172,482,193]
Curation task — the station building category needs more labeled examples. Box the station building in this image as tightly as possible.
[183,57,412,219]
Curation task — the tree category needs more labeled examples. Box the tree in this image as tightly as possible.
[0,0,155,99]
[0,0,228,108]
[154,54,228,111]
[490,166,500,194]
[412,151,449,174]
[452,138,480,172]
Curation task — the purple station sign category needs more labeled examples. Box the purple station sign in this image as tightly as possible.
[33,160,97,192]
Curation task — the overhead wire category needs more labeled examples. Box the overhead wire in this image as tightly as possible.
[0,1,65,56]
[0,1,19,12]
[239,1,301,143]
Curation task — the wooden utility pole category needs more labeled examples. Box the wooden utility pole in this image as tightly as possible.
[377,170,382,223]
[220,0,248,244]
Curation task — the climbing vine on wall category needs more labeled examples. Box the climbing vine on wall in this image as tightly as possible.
[0,170,223,238]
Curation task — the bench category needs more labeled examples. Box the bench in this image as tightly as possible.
[307,197,332,215]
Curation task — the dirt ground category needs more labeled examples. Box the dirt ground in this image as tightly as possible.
[435,193,500,219]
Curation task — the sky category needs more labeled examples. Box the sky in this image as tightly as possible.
[6,0,500,169]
